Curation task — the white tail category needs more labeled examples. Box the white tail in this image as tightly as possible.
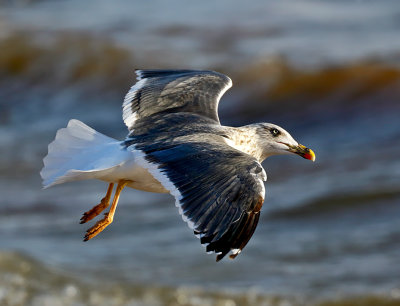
[40,119,128,188]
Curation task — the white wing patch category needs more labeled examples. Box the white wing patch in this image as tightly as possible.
[122,78,146,129]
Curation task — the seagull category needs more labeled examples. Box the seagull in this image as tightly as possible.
[40,70,315,261]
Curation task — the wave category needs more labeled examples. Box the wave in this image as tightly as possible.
[230,59,400,123]
[0,31,134,92]
[1,251,288,306]
[268,188,400,219]
[1,31,400,111]
[0,251,398,306]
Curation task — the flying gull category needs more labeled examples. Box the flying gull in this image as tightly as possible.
[40,70,315,261]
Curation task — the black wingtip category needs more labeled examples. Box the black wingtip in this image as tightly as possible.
[203,212,260,262]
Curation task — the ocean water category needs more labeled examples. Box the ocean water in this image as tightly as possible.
[1,1,400,305]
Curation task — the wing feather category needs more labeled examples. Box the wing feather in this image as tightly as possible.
[122,70,232,130]
[131,135,266,261]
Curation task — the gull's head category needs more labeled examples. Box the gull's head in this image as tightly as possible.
[254,123,316,162]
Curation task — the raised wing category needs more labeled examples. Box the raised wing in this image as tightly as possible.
[122,70,232,130]
[127,116,266,261]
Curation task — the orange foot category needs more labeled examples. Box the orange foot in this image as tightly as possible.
[80,183,114,224]
[83,212,113,241]
[83,180,129,242]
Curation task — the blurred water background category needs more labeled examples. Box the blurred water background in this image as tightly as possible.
[1,0,400,305]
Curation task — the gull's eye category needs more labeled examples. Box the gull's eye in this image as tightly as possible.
[270,128,280,137]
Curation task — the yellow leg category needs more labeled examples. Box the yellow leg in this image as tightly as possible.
[83,180,129,241]
[80,183,114,224]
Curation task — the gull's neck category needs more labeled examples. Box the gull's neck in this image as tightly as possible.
[224,126,264,161]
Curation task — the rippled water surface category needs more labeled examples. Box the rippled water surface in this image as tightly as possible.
[1,1,400,305]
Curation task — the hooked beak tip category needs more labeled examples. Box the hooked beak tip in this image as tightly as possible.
[304,148,316,162]
[287,144,316,162]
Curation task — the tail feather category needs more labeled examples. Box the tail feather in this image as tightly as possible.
[40,119,125,188]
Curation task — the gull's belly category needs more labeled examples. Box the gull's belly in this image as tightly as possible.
[98,159,168,194]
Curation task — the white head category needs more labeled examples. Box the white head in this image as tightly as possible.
[252,123,316,162]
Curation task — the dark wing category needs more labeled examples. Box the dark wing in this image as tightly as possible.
[129,121,266,261]
[122,70,232,130]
